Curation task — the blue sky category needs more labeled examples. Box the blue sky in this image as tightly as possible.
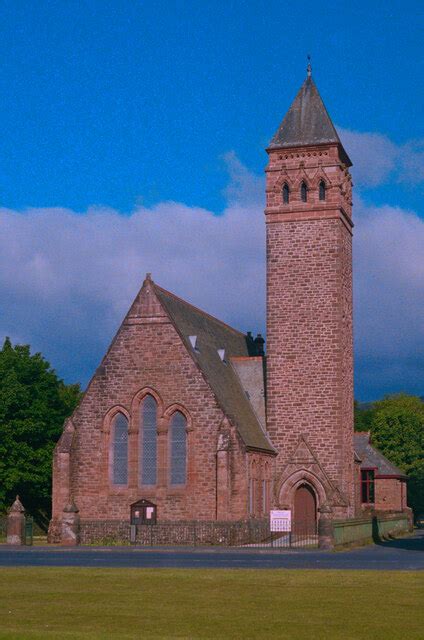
[0,1,423,400]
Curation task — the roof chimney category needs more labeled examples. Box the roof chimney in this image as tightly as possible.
[254,333,265,356]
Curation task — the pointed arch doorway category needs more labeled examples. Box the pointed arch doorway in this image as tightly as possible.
[293,484,317,535]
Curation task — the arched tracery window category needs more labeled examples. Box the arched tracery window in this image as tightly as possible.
[282,182,290,204]
[319,180,326,201]
[112,412,128,485]
[170,411,187,485]
[140,395,157,486]
[301,181,308,202]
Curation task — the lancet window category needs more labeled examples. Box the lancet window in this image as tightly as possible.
[170,411,187,485]
[140,395,157,486]
[282,182,290,204]
[112,412,128,485]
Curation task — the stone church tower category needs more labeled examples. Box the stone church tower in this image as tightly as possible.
[265,67,355,518]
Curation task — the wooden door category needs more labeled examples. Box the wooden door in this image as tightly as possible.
[293,484,316,535]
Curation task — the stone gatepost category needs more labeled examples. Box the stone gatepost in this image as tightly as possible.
[61,501,80,546]
[318,503,334,550]
[7,496,26,545]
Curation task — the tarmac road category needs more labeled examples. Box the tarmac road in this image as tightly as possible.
[1,529,423,571]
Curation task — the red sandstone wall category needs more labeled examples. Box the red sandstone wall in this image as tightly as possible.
[375,478,406,512]
[265,143,355,517]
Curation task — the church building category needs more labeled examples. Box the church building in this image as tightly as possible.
[49,68,408,544]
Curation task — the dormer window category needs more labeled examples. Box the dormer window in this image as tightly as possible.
[217,348,227,364]
[188,335,199,352]
[282,183,290,204]
[301,181,308,203]
[319,180,326,201]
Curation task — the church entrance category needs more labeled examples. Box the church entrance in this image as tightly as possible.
[293,484,317,535]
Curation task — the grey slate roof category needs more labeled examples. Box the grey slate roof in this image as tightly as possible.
[231,357,266,430]
[269,75,350,164]
[154,284,275,454]
[354,433,407,477]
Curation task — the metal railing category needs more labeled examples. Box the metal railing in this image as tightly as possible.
[80,518,318,549]
[24,516,33,545]
[240,520,318,549]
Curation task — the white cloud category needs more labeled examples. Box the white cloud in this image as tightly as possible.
[338,127,424,188]
[0,154,423,400]
[355,200,424,302]
[0,156,265,384]
[353,197,424,396]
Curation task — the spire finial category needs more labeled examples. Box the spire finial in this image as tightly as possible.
[307,54,312,78]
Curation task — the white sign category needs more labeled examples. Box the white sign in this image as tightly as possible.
[270,510,291,532]
[146,507,154,519]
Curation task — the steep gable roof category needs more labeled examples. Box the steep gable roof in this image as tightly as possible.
[153,283,274,454]
[354,433,407,478]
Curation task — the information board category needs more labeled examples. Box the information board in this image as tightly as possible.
[270,510,291,532]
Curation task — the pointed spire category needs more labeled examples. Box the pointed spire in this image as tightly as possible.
[143,272,153,287]
[307,54,312,78]
[269,70,347,155]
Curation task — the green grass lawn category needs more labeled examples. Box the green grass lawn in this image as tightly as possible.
[0,568,423,639]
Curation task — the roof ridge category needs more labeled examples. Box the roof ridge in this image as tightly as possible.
[153,283,247,338]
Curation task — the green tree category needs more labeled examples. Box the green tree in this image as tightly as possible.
[354,400,375,432]
[0,337,81,528]
[357,394,424,518]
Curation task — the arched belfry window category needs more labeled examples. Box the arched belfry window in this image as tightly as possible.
[170,411,187,485]
[140,395,157,486]
[282,183,290,204]
[319,180,326,201]
[301,181,308,203]
[112,413,128,485]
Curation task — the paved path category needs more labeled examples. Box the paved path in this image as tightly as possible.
[1,530,423,571]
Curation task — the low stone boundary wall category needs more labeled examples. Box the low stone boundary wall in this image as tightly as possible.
[334,513,410,548]
[51,513,411,548]
[79,519,268,546]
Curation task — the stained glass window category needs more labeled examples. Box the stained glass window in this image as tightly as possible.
[140,395,157,485]
[112,413,128,485]
[170,411,187,485]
